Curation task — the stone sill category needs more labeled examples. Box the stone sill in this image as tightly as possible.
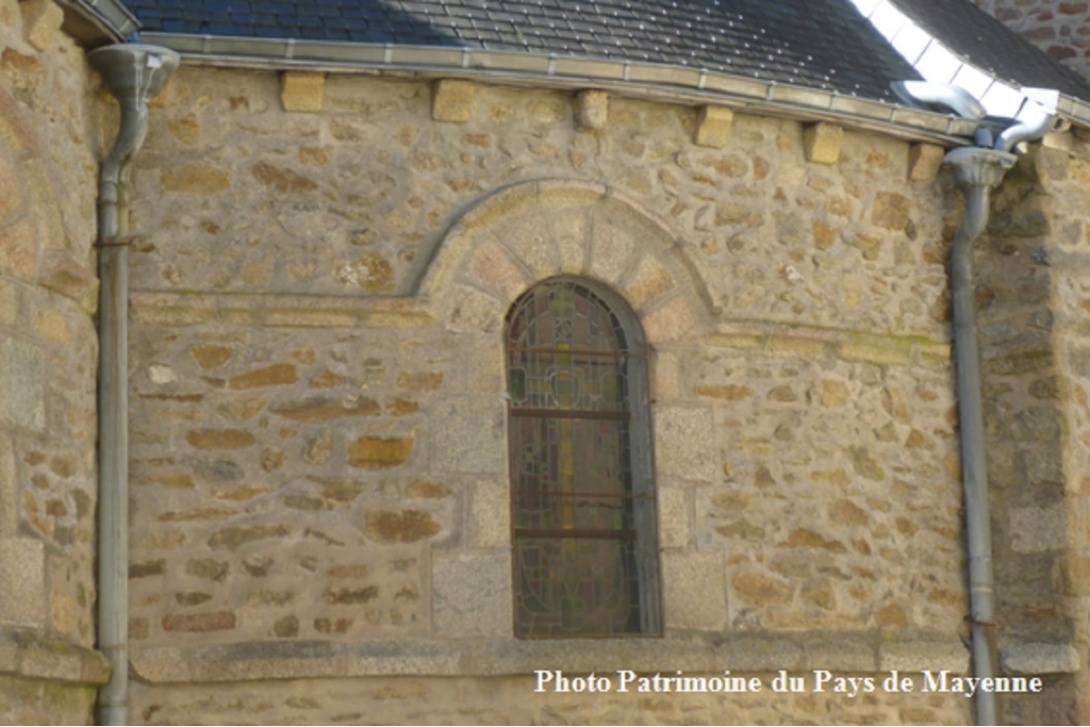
[0,628,111,686]
[131,630,968,684]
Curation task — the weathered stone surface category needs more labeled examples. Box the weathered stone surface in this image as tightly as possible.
[161,611,237,633]
[433,553,511,637]
[280,71,325,112]
[0,538,46,627]
[160,163,230,193]
[653,405,715,481]
[364,510,440,543]
[432,79,475,123]
[693,105,733,148]
[185,429,257,449]
[208,525,290,549]
[663,550,726,629]
[803,122,843,165]
[575,89,609,129]
[347,437,414,468]
[0,338,44,430]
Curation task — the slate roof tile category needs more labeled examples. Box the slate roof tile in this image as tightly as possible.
[122,0,1090,104]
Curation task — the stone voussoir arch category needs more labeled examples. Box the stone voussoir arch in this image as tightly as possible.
[418,178,714,342]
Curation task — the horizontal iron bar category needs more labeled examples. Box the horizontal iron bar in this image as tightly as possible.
[515,528,636,540]
[510,407,629,420]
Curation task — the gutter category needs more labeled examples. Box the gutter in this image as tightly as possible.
[139,31,984,146]
[56,0,140,45]
[89,42,178,726]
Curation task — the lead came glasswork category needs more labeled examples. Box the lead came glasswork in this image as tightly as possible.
[506,279,661,637]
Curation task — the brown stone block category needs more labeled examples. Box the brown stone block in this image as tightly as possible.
[576,89,609,130]
[271,396,380,422]
[192,344,233,370]
[364,509,440,543]
[432,79,475,123]
[731,570,791,606]
[396,372,443,391]
[207,524,289,549]
[803,122,843,165]
[693,105,733,148]
[251,162,318,193]
[908,143,944,181]
[279,71,325,112]
[161,611,236,633]
[348,436,413,468]
[870,191,912,231]
[158,507,235,522]
[405,480,450,499]
[323,586,379,604]
[783,527,848,552]
[217,363,297,390]
[185,429,256,449]
[160,163,230,194]
[20,0,64,51]
[328,564,368,579]
[387,398,420,416]
[695,384,751,400]
[174,592,213,607]
[812,220,837,250]
[273,615,299,638]
[185,558,229,581]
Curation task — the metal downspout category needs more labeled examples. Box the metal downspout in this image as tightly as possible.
[89,43,178,726]
[944,146,1016,726]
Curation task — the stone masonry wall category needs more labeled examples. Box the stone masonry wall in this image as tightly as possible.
[975,0,1090,79]
[0,0,110,723]
[123,65,975,724]
[975,137,1090,725]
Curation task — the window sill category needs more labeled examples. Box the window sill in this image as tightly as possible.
[130,630,968,684]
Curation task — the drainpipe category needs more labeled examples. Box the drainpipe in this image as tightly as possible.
[944,145,1016,727]
[944,106,1056,727]
[89,43,178,726]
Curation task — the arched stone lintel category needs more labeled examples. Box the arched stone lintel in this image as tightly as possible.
[417,178,715,342]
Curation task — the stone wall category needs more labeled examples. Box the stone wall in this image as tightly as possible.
[975,0,1090,79]
[118,65,982,724]
[975,137,1090,725]
[0,0,110,723]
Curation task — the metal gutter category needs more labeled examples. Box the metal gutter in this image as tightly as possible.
[56,0,140,44]
[140,31,983,145]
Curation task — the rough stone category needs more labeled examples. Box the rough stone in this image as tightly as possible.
[280,71,325,112]
[575,89,609,130]
[0,538,46,627]
[693,105,733,148]
[803,122,843,165]
[432,79,475,123]
[433,553,511,637]
[348,437,414,469]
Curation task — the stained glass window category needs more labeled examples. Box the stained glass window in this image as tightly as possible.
[506,278,661,638]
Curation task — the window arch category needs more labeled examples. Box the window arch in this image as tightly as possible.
[505,278,661,637]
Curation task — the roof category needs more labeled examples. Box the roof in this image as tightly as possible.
[122,1,1090,104]
[888,0,1090,102]
[122,0,928,101]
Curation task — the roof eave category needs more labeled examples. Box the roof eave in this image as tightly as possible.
[56,0,141,46]
[141,31,983,146]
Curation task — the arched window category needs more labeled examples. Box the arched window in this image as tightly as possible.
[505,278,661,637]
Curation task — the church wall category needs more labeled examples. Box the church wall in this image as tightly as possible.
[119,65,982,724]
[0,0,111,723]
